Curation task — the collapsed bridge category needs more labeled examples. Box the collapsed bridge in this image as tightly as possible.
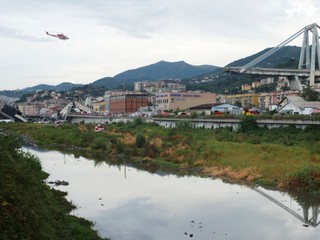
[225,23,320,90]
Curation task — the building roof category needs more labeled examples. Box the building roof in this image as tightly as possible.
[285,96,320,109]
[278,96,320,113]
[188,103,214,110]
[189,103,237,110]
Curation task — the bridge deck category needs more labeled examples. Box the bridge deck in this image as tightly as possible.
[224,67,318,78]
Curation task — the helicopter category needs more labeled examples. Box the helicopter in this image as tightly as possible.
[46,31,69,40]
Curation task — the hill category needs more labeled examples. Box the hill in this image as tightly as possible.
[227,46,301,68]
[0,47,302,98]
[0,82,82,99]
[184,46,301,94]
[23,82,82,92]
[113,60,219,81]
[91,60,219,89]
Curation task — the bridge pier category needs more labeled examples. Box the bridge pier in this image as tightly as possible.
[225,23,320,90]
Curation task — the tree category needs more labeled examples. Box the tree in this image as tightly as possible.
[239,115,259,132]
[234,100,242,107]
[301,86,319,101]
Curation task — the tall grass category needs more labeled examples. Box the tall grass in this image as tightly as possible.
[1,121,320,191]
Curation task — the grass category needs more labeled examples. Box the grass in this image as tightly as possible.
[1,121,320,193]
[0,131,108,240]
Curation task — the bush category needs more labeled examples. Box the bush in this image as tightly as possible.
[238,115,259,132]
[176,120,192,129]
[191,112,198,119]
[133,118,143,126]
[144,143,159,158]
[0,133,106,240]
[288,165,320,192]
[135,132,146,148]
[90,137,108,150]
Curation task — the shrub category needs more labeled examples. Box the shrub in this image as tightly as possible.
[144,143,159,158]
[288,165,320,192]
[176,120,192,129]
[191,112,198,119]
[0,133,106,240]
[238,115,259,132]
[133,117,143,126]
[135,132,146,148]
[90,137,107,150]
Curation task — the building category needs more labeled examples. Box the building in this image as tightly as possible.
[258,92,284,111]
[188,103,243,116]
[155,92,216,112]
[134,82,145,92]
[252,81,261,88]
[260,77,274,85]
[188,104,214,115]
[278,96,320,115]
[109,93,148,114]
[211,103,242,115]
[104,91,131,114]
[17,103,41,116]
[224,93,259,108]
[241,84,252,91]
[92,97,106,113]
[258,91,300,111]
[134,80,186,94]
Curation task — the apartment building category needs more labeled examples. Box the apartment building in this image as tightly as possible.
[109,93,148,114]
[224,93,259,108]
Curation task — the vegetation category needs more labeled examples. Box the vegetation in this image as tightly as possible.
[301,85,320,101]
[1,118,320,195]
[71,85,108,98]
[184,46,301,94]
[0,131,107,240]
[253,82,277,93]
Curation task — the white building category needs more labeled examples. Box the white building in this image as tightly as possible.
[211,103,243,115]
[278,96,320,115]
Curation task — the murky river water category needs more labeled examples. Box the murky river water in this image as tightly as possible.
[24,147,320,240]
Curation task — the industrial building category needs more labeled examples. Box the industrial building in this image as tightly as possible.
[155,92,216,112]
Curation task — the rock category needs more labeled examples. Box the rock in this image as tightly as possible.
[54,180,69,186]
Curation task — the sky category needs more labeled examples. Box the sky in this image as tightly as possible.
[1,0,320,90]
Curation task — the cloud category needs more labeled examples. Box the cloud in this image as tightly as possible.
[66,0,168,38]
[1,0,320,90]
[0,25,49,42]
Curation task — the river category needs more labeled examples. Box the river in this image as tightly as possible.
[24,147,320,240]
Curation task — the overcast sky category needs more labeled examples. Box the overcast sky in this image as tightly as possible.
[1,0,320,90]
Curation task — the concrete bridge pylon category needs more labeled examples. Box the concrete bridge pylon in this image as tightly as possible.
[224,23,320,90]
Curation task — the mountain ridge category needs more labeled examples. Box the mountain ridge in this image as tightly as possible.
[91,60,219,89]
[0,46,302,97]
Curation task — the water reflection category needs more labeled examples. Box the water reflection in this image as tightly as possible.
[303,206,320,227]
[252,187,320,227]
[23,147,320,240]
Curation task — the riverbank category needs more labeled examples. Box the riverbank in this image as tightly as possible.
[0,131,108,240]
[1,118,320,194]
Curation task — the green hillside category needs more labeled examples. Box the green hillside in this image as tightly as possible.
[184,46,301,94]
